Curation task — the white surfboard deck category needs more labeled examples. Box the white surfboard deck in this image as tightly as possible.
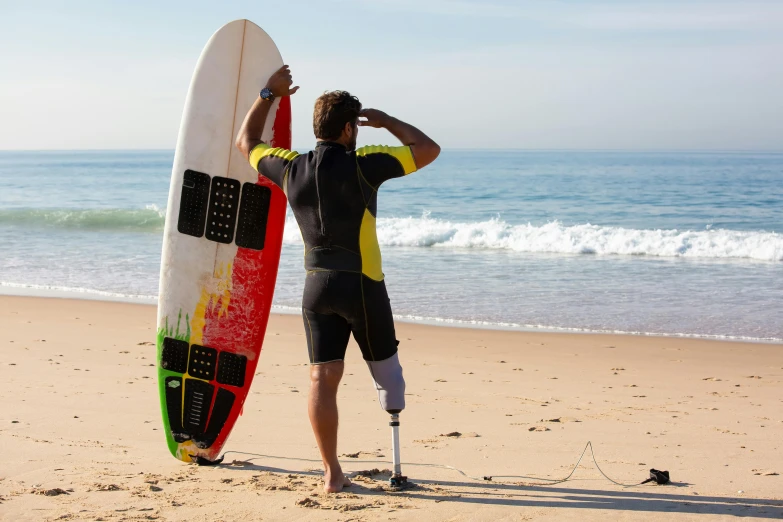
[156,19,291,463]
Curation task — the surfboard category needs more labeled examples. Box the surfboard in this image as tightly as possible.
[156,19,290,463]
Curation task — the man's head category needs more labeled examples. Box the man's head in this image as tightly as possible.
[313,91,362,150]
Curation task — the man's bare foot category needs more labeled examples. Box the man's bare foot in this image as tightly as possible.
[324,468,352,493]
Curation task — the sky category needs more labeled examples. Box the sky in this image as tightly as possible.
[0,0,782,150]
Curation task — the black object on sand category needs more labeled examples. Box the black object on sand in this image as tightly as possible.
[641,469,670,485]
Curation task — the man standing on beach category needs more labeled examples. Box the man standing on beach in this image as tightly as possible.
[235,66,440,492]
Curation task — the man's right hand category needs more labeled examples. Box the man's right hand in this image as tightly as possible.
[359,109,391,128]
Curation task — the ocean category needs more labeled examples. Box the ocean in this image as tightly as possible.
[1,149,781,342]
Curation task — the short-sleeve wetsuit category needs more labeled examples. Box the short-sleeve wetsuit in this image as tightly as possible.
[248,141,417,364]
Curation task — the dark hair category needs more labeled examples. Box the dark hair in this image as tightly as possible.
[313,91,362,140]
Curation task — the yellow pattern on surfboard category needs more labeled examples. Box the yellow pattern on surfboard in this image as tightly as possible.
[175,440,198,463]
[190,263,233,345]
[172,263,234,463]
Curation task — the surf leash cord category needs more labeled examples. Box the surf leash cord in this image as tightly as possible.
[219,440,653,488]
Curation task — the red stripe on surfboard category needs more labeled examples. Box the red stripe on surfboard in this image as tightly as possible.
[270,96,292,149]
[195,97,292,459]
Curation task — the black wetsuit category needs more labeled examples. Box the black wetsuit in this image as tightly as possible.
[249,141,417,363]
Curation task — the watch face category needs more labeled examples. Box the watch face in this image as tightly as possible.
[261,88,273,100]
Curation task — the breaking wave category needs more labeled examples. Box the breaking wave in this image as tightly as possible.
[284,215,782,261]
[0,205,165,231]
[5,204,779,261]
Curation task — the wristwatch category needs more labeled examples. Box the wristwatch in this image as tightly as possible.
[259,88,275,102]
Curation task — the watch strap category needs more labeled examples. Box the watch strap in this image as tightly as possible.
[259,88,275,101]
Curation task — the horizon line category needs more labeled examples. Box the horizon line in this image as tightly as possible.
[1,147,782,154]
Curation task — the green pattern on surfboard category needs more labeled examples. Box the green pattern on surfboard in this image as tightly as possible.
[156,309,191,456]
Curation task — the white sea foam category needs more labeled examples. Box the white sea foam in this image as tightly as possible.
[271,304,302,315]
[144,203,166,217]
[0,282,157,303]
[284,215,783,261]
[392,313,783,343]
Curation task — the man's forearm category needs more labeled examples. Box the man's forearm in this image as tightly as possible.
[383,116,440,169]
[235,97,274,160]
[383,116,429,148]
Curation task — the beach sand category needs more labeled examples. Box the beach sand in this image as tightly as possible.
[1,295,781,521]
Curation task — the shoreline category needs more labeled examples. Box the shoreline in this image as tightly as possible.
[2,287,781,345]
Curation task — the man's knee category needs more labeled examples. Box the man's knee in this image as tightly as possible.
[310,361,344,392]
[366,352,405,412]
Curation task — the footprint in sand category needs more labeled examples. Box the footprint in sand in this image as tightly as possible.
[438,432,480,438]
[91,483,124,492]
[31,488,70,496]
[341,450,386,458]
[540,417,580,423]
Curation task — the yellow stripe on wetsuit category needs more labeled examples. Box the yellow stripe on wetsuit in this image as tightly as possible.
[356,145,417,176]
[359,209,383,281]
[248,143,299,171]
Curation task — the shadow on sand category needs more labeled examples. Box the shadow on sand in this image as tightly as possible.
[218,460,783,518]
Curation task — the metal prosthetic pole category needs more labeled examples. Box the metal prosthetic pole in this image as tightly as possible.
[389,412,407,488]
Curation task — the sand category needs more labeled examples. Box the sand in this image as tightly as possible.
[1,295,782,521]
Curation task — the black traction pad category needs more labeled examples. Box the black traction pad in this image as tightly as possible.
[161,337,189,374]
[206,176,240,244]
[235,183,272,250]
[216,351,247,388]
[195,387,236,449]
[177,170,211,237]
[164,376,188,442]
[188,345,217,381]
[183,378,214,434]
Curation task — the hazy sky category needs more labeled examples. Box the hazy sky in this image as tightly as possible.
[1,0,782,150]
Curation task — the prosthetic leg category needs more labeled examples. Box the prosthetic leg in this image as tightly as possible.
[388,411,407,489]
[366,352,409,489]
